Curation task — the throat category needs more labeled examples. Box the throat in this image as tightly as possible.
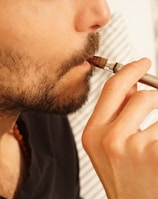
[0,124,30,199]
[0,160,23,199]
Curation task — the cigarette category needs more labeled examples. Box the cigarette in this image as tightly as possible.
[88,56,158,89]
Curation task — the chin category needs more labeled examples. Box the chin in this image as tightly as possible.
[52,87,89,115]
[16,69,92,115]
[49,70,92,115]
[56,82,90,115]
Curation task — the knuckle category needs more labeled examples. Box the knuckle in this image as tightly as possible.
[146,141,158,159]
[127,135,158,164]
[82,128,93,152]
[82,122,125,160]
[105,75,123,90]
[133,90,154,102]
[133,90,150,100]
[132,90,158,109]
[82,123,100,152]
[102,131,124,158]
[126,134,144,157]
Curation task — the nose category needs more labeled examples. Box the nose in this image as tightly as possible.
[75,0,111,32]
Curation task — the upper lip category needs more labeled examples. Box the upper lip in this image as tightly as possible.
[87,56,94,65]
[76,54,94,66]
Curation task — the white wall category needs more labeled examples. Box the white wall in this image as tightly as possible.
[108,0,157,74]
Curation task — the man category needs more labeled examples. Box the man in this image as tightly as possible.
[0,1,157,199]
[70,0,158,198]
[0,1,110,198]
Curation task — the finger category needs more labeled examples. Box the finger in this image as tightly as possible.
[142,122,158,152]
[114,90,158,136]
[117,83,137,114]
[144,121,158,137]
[89,58,151,125]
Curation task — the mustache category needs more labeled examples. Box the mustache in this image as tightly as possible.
[57,32,99,78]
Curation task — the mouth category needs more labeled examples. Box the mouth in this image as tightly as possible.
[74,32,99,68]
[78,56,95,69]
[81,60,91,67]
[72,53,94,68]
[87,56,96,66]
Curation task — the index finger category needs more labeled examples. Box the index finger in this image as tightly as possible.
[89,58,151,125]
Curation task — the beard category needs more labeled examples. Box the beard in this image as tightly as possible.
[0,33,99,115]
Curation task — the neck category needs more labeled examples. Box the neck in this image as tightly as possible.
[0,111,20,138]
[0,110,24,199]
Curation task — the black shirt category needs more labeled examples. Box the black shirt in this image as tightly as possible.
[16,111,80,199]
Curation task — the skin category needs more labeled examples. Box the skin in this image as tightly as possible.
[0,0,110,198]
[83,58,158,199]
[0,1,108,115]
[0,0,158,199]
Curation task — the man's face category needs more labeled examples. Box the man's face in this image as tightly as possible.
[0,0,110,114]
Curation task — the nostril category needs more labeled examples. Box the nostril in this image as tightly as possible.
[75,1,111,32]
[91,25,101,31]
[89,0,111,28]
[89,8,111,32]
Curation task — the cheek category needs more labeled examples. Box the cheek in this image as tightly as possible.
[55,66,91,93]
[0,2,76,58]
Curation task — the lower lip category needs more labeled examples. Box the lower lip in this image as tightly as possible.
[79,60,91,68]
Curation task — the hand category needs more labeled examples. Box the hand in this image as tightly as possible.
[82,58,158,199]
